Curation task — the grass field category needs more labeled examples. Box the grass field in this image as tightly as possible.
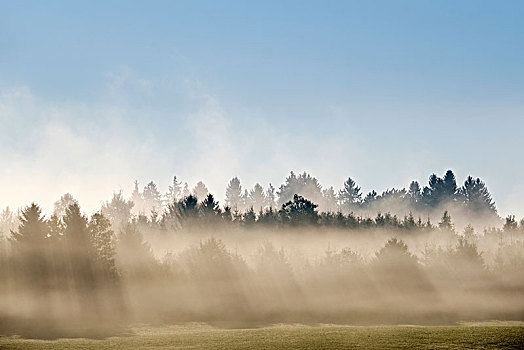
[1,322,523,349]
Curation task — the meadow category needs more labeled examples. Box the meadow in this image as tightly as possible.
[1,323,523,350]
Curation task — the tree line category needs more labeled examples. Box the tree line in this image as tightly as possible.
[0,170,523,336]
[89,169,502,232]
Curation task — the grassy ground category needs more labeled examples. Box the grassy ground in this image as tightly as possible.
[1,322,523,349]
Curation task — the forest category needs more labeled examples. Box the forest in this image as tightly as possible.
[0,170,523,337]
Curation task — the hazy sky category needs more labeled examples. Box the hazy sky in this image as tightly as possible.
[1,1,523,218]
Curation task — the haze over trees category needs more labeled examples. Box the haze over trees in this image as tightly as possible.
[0,169,522,338]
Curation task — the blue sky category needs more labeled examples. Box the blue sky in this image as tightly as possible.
[1,1,523,218]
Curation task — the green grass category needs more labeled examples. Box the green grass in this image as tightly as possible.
[1,322,523,349]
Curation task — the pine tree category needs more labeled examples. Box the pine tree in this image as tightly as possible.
[89,212,117,280]
[442,170,458,202]
[131,180,145,216]
[243,207,257,225]
[249,183,267,213]
[53,193,78,218]
[408,181,422,205]
[101,191,134,231]
[460,176,496,214]
[200,193,221,219]
[10,204,52,321]
[279,194,319,226]
[0,206,18,238]
[11,204,48,255]
[192,181,209,202]
[265,183,276,209]
[338,177,362,210]
[182,182,190,197]
[225,177,243,211]
[321,186,339,213]
[165,175,182,205]
[277,172,323,208]
[143,181,163,214]
[63,203,96,300]
[438,210,454,233]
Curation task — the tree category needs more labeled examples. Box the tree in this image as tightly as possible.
[408,181,422,205]
[362,190,377,207]
[89,212,117,280]
[321,186,339,213]
[63,203,96,296]
[373,238,418,267]
[10,204,51,320]
[277,172,323,208]
[53,193,78,218]
[243,207,257,225]
[177,195,199,226]
[442,170,458,202]
[503,215,518,233]
[182,182,190,197]
[225,177,243,211]
[192,181,209,202]
[460,176,496,214]
[200,193,221,219]
[131,180,145,216]
[452,237,485,274]
[0,206,18,238]
[11,203,47,249]
[248,183,266,213]
[101,191,134,231]
[116,223,158,280]
[165,176,182,205]
[421,170,458,208]
[143,181,163,214]
[338,177,362,210]
[438,210,454,233]
[279,194,319,226]
[265,183,276,209]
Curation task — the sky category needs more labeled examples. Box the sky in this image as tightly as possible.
[1,1,523,218]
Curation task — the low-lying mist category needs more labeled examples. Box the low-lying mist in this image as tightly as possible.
[0,170,523,338]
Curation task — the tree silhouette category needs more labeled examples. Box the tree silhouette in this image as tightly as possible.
[243,207,257,225]
[279,194,319,226]
[460,176,496,214]
[10,203,53,327]
[200,193,221,220]
[0,206,18,238]
[442,170,458,202]
[225,177,244,211]
[248,183,266,213]
[176,195,199,227]
[11,204,49,289]
[101,191,134,231]
[408,181,422,205]
[89,212,117,280]
[53,193,78,218]
[421,170,457,208]
[363,190,377,207]
[165,175,182,205]
[321,186,339,213]
[143,181,163,214]
[438,210,454,233]
[338,177,362,210]
[131,180,144,215]
[277,172,323,208]
[265,183,277,209]
[116,223,158,280]
[192,181,209,202]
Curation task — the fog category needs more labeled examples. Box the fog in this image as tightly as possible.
[0,171,523,338]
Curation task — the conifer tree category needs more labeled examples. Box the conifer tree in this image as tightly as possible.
[192,181,209,202]
[225,177,243,211]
